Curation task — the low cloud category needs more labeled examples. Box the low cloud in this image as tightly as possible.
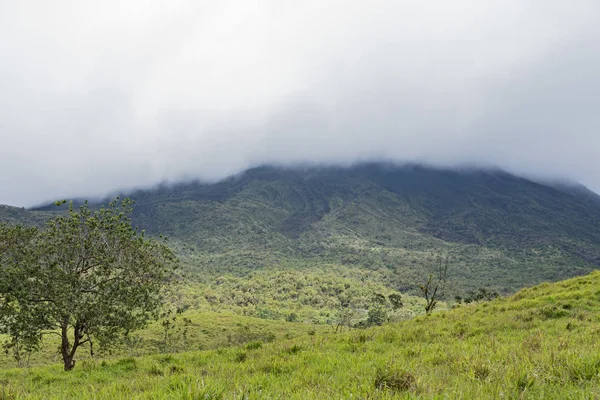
[1,1,599,206]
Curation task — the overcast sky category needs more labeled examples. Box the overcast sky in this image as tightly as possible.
[1,1,599,206]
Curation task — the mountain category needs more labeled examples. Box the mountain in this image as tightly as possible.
[7,163,600,296]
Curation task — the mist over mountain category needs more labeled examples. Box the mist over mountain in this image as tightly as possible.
[1,1,600,206]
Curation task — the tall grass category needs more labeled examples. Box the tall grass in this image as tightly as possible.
[1,271,600,398]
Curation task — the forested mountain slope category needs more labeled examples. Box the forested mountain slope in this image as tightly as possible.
[8,163,600,296]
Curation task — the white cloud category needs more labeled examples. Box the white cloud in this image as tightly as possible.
[0,0,599,205]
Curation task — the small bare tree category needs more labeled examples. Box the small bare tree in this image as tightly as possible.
[333,295,355,333]
[419,256,449,314]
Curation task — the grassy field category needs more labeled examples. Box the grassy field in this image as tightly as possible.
[0,309,328,370]
[0,269,427,369]
[1,271,599,398]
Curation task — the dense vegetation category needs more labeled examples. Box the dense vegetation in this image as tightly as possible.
[1,270,599,398]
[23,163,600,297]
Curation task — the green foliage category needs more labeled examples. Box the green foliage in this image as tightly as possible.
[6,164,600,299]
[463,287,500,304]
[3,270,600,398]
[388,293,403,310]
[366,306,387,327]
[192,268,422,324]
[157,305,191,353]
[374,366,417,393]
[0,198,178,370]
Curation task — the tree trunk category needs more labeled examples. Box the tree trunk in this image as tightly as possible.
[62,352,75,371]
[60,316,79,371]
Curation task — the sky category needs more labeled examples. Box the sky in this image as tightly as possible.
[1,1,599,206]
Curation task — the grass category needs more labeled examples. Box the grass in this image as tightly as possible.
[0,311,324,369]
[1,271,599,398]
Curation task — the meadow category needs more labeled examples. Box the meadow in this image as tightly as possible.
[1,271,598,399]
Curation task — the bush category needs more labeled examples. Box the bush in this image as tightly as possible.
[235,351,248,363]
[539,307,569,320]
[366,306,388,326]
[285,313,299,322]
[147,362,164,376]
[463,288,499,304]
[285,344,302,354]
[374,367,416,392]
[245,341,263,350]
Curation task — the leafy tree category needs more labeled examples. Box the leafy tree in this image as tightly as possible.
[0,198,178,370]
[372,293,387,306]
[0,225,43,366]
[285,312,299,322]
[333,308,355,333]
[464,288,499,304]
[366,306,388,326]
[388,293,403,310]
[365,293,389,327]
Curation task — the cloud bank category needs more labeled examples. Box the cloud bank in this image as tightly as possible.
[1,1,599,206]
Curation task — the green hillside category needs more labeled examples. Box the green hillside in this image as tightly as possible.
[125,164,600,295]
[3,164,600,398]
[0,205,54,227]
[2,270,599,399]
[8,163,600,298]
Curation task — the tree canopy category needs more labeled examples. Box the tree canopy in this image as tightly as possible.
[0,198,178,370]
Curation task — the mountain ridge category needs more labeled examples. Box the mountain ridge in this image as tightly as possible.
[5,162,600,296]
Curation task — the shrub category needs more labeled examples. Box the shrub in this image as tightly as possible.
[285,313,298,322]
[169,365,185,374]
[235,352,248,363]
[464,288,499,304]
[148,362,164,376]
[245,341,263,350]
[285,344,302,354]
[539,307,569,320]
[374,367,416,393]
[472,363,491,380]
[366,306,388,327]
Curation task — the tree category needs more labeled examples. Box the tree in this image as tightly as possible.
[463,287,499,304]
[419,256,448,314]
[158,304,191,353]
[366,306,387,326]
[388,293,403,310]
[0,225,44,366]
[0,198,178,370]
[333,294,355,333]
[366,293,389,327]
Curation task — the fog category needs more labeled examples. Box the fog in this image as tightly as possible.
[1,1,599,206]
